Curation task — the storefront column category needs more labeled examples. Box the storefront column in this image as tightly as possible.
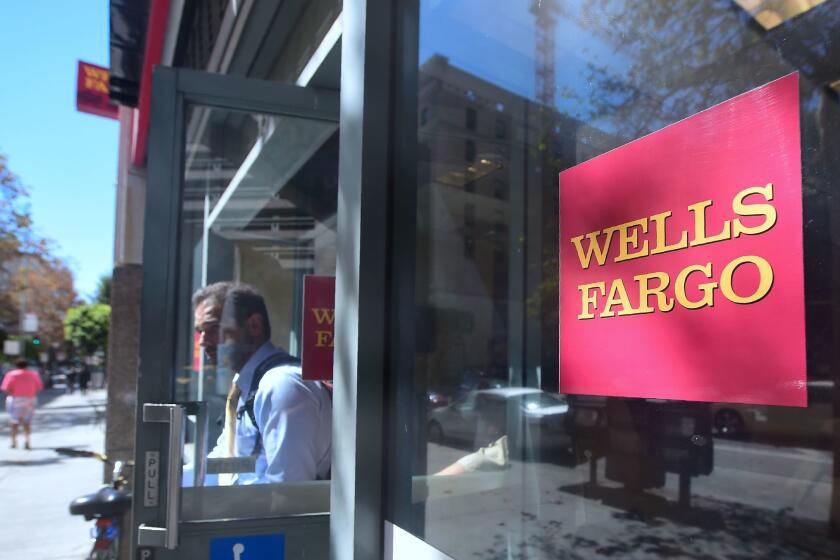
[106,105,146,560]
[332,0,396,558]
[105,263,142,469]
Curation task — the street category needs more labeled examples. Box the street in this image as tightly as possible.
[0,387,108,559]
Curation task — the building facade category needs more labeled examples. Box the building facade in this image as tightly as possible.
[105,0,840,558]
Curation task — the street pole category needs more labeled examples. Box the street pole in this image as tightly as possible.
[18,252,28,338]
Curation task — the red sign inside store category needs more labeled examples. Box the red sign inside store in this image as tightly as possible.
[301,276,335,381]
[193,331,202,373]
[76,61,118,120]
[559,73,806,407]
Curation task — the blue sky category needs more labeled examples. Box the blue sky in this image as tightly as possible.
[419,0,630,121]
[0,1,117,301]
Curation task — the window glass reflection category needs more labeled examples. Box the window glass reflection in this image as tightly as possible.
[398,0,840,558]
[176,105,337,503]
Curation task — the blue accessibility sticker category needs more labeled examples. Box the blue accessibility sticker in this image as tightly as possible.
[210,534,285,560]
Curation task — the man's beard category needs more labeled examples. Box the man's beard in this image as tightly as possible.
[216,334,259,373]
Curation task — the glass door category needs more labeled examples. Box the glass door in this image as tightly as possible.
[133,67,338,559]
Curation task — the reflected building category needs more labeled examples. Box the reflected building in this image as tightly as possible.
[410,2,840,557]
[416,54,613,391]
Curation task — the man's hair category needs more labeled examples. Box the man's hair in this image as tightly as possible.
[14,359,28,369]
[192,282,272,339]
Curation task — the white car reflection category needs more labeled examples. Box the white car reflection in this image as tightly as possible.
[427,387,572,454]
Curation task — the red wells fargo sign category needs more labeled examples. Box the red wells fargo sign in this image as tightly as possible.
[302,276,335,381]
[559,73,806,407]
[76,61,118,120]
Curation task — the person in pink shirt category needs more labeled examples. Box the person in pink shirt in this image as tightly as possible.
[1,359,44,449]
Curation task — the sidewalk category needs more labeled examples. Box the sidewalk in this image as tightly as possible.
[425,441,840,559]
[0,387,108,559]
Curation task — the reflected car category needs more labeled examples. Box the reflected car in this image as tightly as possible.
[44,365,65,388]
[427,388,572,453]
[711,381,833,444]
[425,389,451,409]
[456,368,506,393]
[425,370,506,412]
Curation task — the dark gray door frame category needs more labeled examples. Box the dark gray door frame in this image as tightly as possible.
[331,0,422,557]
[331,0,393,558]
[133,65,339,552]
[331,0,427,556]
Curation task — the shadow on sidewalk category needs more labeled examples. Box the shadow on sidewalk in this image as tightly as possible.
[560,482,725,530]
[0,413,103,436]
[0,456,68,467]
[470,484,840,559]
[0,388,73,413]
[37,402,107,412]
[0,397,105,437]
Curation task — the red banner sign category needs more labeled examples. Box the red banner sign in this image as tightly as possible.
[193,331,202,373]
[302,276,335,381]
[559,73,805,407]
[76,61,118,120]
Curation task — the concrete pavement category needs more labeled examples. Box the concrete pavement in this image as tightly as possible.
[424,439,840,559]
[0,387,109,559]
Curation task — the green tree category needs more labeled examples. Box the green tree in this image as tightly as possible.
[95,274,112,305]
[64,303,111,357]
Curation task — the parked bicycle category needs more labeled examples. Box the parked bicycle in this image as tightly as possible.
[55,448,132,560]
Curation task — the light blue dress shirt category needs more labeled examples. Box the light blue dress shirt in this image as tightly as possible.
[208,342,332,485]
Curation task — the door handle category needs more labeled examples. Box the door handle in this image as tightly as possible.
[182,401,209,487]
[138,403,185,549]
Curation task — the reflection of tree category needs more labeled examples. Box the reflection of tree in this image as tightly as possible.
[529,0,840,541]
[560,1,839,141]
[414,1,840,555]
[528,0,840,327]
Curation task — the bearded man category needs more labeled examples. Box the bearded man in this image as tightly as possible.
[193,282,332,484]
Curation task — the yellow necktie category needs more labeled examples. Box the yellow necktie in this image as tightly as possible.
[224,373,242,458]
[219,374,241,486]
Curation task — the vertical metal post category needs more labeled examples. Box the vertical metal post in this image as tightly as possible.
[198,188,210,402]
[678,470,691,508]
[18,255,26,336]
[385,0,420,533]
[133,65,184,549]
[332,0,395,558]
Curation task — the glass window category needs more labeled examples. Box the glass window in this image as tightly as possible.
[466,107,478,130]
[389,1,840,558]
[175,104,337,517]
[494,116,506,140]
[464,138,476,162]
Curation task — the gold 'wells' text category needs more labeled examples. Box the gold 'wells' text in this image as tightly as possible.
[571,183,777,320]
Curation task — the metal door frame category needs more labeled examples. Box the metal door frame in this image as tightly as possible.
[133,66,339,556]
[332,0,422,558]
